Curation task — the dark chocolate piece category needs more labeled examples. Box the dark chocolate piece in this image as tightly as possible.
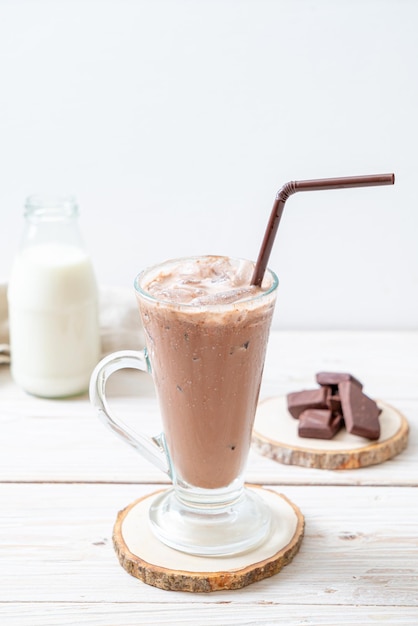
[338,380,381,440]
[298,408,343,439]
[316,371,363,391]
[325,387,342,413]
[287,387,328,419]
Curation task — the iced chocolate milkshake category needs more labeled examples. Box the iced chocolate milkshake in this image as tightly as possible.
[90,255,279,555]
[135,255,277,490]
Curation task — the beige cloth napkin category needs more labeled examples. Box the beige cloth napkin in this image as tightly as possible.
[0,284,145,365]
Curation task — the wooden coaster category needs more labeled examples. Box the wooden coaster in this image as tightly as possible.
[252,396,409,470]
[113,486,304,592]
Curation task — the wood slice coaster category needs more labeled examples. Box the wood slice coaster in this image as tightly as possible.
[252,396,409,470]
[113,485,304,592]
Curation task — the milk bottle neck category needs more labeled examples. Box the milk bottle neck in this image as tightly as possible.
[21,194,85,251]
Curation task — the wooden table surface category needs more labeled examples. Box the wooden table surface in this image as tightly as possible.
[1,331,417,625]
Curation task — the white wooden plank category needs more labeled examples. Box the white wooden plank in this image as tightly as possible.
[261,331,418,402]
[0,483,417,608]
[1,603,418,626]
[0,390,415,485]
[0,331,416,486]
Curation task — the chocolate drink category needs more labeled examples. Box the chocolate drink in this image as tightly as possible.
[135,256,277,489]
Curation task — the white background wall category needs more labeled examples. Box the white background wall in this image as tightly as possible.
[0,0,416,330]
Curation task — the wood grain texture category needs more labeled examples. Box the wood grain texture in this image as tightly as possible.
[252,397,410,469]
[113,487,305,592]
[2,603,418,626]
[0,483,417,606]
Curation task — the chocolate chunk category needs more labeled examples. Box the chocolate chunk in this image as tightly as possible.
[287,387,328,419]
[338,380,381,440]
[316,371,363,391]
[298,408,343,439]
[325,387,342,413]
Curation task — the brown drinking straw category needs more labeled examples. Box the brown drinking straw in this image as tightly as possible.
[251,173,395,286]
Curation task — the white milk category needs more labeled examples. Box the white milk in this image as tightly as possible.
[8,243,100,397]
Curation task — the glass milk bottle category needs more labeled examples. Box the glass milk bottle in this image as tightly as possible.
[7,195,101,397]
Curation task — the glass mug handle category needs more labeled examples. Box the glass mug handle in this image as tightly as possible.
[89,350,171,477]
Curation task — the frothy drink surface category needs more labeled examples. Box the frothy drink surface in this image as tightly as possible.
[145,256,265,306]
[137,256,277,489]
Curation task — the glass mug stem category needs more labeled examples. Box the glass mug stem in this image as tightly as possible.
[90,256,278,557]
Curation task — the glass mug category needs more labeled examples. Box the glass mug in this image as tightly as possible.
[89,256,278,556]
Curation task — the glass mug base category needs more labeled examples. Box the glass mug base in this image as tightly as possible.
[148,485,273,557]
